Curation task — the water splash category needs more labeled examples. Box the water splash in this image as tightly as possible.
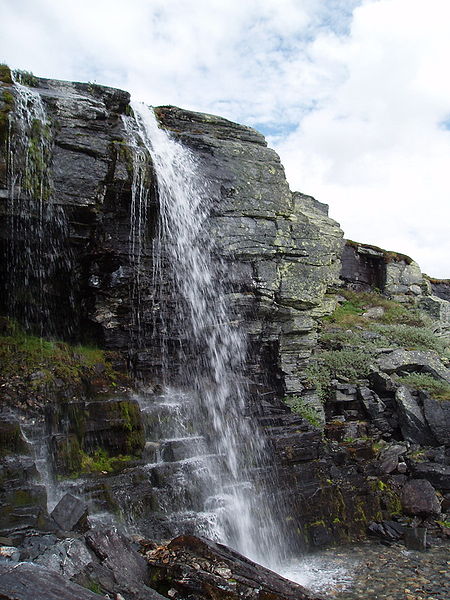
[5,79,74,338]
[124,103,288,568]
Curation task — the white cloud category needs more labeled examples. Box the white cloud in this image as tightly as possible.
[0,0,449,276]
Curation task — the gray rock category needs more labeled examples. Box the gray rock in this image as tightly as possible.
[376,350,450,384]
[51,493,89,532]
[0,562,104,600]
[409,462,450,491]
[394,386,436,445]
[34,538,93,579]
[358,386,386,418]
[422,396,450,445]
[401,479,440,516]
[404,527,427,551]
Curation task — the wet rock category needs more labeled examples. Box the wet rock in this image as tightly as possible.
[33,537,93,579]
[368,520,405,541]
[50,493,89,532]
[145,534,323,600]
[0,561,104,600]
[401,479,441,516]
[404,527,427,551]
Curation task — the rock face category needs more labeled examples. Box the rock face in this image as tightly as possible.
[1,68,450,597]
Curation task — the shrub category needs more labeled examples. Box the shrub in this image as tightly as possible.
[370,323,445,353]
[283,395,322,427]
[396,373,450,401]
[305,348,376,399]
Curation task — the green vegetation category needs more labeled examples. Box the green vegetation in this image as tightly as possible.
[283,395,321,426]
[370,323,445,353]
[0,88,14,146]
[79,448,135,475]
[13,69,39,87]
[396,373,450,401]
[0,317,119,392]
[307,289,449,400]
[0,63,13,84]
[305,348,376,399]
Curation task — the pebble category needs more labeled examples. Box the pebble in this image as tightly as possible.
[309,538,449,600]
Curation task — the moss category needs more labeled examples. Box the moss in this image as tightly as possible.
[282,395,322,426]
[0,88,14,146]
[0,423,29,457]
[11,489,34,507]
[0,318,122,394]
[0,64,13,84]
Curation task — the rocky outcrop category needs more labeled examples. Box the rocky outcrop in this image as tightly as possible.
[144,535,323,600]
[0,68,449,594]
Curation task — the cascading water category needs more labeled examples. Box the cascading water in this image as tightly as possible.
[5,77,74,339]
[124,103,289,569]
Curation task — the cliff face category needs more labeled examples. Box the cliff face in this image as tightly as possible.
[0,69,449,571]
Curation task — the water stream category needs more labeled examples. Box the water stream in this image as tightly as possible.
[5,78,74,339]
[124,103,288,568]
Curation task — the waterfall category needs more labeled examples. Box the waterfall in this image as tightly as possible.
[124,103,288,568]
[5,78,74,339]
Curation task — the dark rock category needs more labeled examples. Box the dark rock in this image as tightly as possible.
[401,479,441,516]
[422,396,450,445]
[358,386,386,419]
[0,561,105,600]
[394,386,437,445]
[368,520,405,541]
[404,527,427,551]
[51,493,89,532]
[145,534,323,600]
[409,462,450,491]
[85,528,148,584]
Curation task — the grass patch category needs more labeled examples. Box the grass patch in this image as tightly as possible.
[305,348,376,399]
[395,373,450,401]
[79,448,135,475]
[283,395,322,427]
[370,323,445,353]
[0,317,119,392]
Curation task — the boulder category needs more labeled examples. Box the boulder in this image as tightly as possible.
[404,527,427,551]
[394,386,436,445]
[401,479,441,516]
[376,350,450,384]
[0,562,104,600]
[409,462,450,491]
[422,396,450,445]
[145,534,323,600]
[50,493,89,532]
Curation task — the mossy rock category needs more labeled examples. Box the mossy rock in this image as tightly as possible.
[0,420,29,457]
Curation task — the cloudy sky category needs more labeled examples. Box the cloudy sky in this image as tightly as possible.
[1,0,449,277]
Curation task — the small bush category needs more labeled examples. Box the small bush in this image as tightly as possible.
[370,324,445,354]
[396,373,450,401]
[283,395,322,427]
[305,348,376,399]
[13,69,39,87]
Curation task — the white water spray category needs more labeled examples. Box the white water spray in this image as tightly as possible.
[125,103,288,568]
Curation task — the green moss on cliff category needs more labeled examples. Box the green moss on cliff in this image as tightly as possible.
[0,317,126,398]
